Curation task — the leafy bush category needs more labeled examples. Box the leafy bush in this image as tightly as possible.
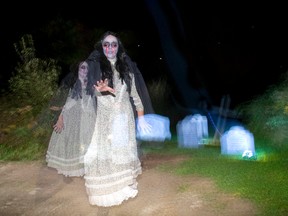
[8,34,61,114]
[237,72,288,148]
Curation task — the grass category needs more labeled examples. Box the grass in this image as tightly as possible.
[0,128,48,161]
[142,137,288,216]
[0,96,54,161]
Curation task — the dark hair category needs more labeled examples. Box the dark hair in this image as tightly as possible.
[94,31,132,92]
[60,61,87,99]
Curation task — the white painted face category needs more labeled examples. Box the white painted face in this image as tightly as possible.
[78,61,88,87]
[102,35,118,60]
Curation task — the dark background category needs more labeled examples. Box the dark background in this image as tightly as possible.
[1,1,288,109]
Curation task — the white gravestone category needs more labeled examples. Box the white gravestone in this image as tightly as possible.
[177,114,208,148]
[220,126,255,156]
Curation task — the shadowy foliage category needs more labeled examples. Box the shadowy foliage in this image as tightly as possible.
[237,72,288,148]
[9,34,61,113]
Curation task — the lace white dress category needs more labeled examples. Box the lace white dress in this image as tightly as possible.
[46,89,96,177]
[84,62,143,206]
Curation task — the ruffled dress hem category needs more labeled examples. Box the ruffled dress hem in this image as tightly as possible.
[87,185,138,207]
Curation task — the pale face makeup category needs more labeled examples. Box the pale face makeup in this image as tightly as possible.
[102,35,119,60]
[78,61,88,87]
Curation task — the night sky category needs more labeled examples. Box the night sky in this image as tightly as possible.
[1,1,288,109]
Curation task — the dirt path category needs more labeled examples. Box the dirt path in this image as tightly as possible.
[0,154,259,216]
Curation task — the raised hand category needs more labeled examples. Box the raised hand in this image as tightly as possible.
[94,79,115,94]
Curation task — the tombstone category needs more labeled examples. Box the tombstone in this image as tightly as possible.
[177,114,209,148]
[136,114,171,142]
[220,126,255,156]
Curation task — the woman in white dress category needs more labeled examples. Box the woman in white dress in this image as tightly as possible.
[46,61,96,177]
[84,31,154,207]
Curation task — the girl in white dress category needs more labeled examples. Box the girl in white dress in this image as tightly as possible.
[46,61,96,177]
[84,31,154,206]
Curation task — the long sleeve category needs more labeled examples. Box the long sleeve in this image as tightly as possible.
[130,73,144,112]
[125,55,154,114]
